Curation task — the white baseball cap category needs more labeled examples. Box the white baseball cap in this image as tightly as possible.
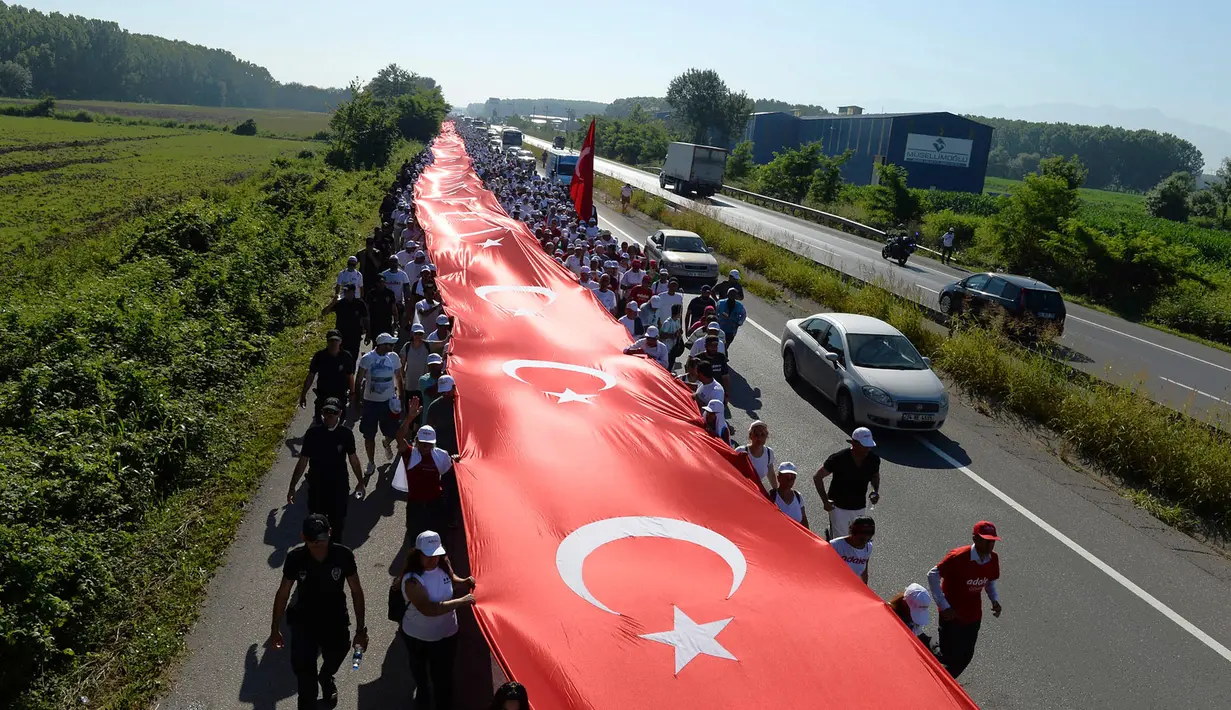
[375,333,397,345]
[436,314,451,326]
[649,295,661,307]
[777,461,799,476]
[417,425,438,444]
[705,399,724,414]
[850,427,877,448]
[426,353,443,365]
[411,323,426,334]
[625,302,640,313]
[707,323,722,332]
[415,530,446,557]
[903,583,932,627]
[436,375,455,393]
[645,326,659,338]
[729,269,740,279]
[580,266,591,274]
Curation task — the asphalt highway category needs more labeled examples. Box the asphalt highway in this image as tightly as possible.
[525,135,1231,424]
[157,156,1231,710]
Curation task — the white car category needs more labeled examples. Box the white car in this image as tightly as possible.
[643,229,719,285]
[780,313,948,430]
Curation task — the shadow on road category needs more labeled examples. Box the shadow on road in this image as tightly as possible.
[265,502,305,570]
[237,641,297,710]
[357,635,411,708]
[345,460,400,551]
[727,369,763,419]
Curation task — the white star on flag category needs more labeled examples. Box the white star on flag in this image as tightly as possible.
[511,308,539,317]
[546,388,596,404]
[639,606,737,675]
[480,238,503,248]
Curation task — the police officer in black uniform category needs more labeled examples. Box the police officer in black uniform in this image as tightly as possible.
[269,514,368,710]
[287,398,365,544]
[322,285,368,369]
[299,331,356,422]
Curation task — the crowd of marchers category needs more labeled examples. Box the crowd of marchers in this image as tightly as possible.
[268,123,1003,710]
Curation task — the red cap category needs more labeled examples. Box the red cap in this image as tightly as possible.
[973,520,1001,540]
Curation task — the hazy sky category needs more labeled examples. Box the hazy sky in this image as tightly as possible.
[18,0,1231,130]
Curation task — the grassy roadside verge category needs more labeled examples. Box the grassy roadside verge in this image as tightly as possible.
[596,173,1231,534]
[8,143,418,709]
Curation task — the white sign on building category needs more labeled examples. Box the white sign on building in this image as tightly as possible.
[903,133,973,168]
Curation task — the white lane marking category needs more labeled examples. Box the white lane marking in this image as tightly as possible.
[918,436,1231,664]
[1159,377,1231,406]
[918,286,939,295]
[598,213,782,345]
[711,275,1231,663]
[1067,315,1231,375]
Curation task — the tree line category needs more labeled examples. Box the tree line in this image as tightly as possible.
[976,115,1204,192]
[605,94,829,119]
[0,2,348,111]
[325,64,449,171]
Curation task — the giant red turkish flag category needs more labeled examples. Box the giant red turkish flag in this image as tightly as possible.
[414,123,976,709]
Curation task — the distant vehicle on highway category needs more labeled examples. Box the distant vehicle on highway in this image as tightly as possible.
[501,128,523,149]
[659,142,728,198]
[644,229,719,284]
[544,148,579,186]
[939,272,1066,338]
[781,313,948,430]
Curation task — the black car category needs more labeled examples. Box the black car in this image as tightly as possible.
[938,272,1066,337]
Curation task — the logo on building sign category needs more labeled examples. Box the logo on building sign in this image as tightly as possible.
[904,133,973,168]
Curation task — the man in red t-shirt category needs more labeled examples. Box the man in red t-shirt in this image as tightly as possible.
[926,520,1003,679]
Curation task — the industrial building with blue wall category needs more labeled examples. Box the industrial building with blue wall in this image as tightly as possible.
[742,109,994,194]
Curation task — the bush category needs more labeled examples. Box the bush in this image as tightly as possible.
[920,210,989,250]
[1145,171,1194,222]
[297,149,316,160]
[232,118,258,136]
[727,140,754,180]
[70,109,93,122]
[915,189,1004,217]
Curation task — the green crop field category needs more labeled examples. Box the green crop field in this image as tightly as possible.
[984,175,1148,210]
[0,115,307,281]
[1,97,332,136]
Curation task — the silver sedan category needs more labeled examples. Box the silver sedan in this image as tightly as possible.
[780,313,948,430]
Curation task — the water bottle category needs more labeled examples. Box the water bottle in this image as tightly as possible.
[351,644,363,671]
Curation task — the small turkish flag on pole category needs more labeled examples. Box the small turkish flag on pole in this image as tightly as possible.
[570,119,596,221]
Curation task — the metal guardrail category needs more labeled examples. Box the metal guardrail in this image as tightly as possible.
[716,184,947,259]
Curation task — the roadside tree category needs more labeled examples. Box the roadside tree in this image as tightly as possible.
[665,68,752,146]
[1145,171,1195,222]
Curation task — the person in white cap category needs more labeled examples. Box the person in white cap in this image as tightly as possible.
[689,322,728,357]
[618,301,643,338]
[652,269,672,296]
[565,244,586,275]
[736,420,777,489]
[396,240,418,268]
[659,303,684,370]
[422,375,458,454]
[769,462,809,528]
[829,515,874,584]
[703,399,731,446]
[413,283,444,329]
[400,323,430,413]
[655,278,684,323]
[594,274,618,314]
[888,583,934,643]
[336,255,364,298]
[397,529,475,710]
[354,333,403,472]
[715,269,744,301]
[578,266,599,291]
[623,326,670,369]
[426,313,452,355]
[417,353,445,427]
[393,424,456,536]
[638,294,660,331]
[812,427,881,540]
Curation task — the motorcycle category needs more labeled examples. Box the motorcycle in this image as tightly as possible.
[881,233,917,267]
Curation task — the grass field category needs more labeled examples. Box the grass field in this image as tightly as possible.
[984,175,1148,210]
[0,115,308,287]
[2,96,332,136]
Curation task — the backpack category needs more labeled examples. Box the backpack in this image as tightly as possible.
[387,577,407,622]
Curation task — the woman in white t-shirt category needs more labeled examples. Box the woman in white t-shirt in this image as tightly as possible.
[399,530,476,710]
[769,462,808,529]
[829,516,875,585]
[736,420,776,489]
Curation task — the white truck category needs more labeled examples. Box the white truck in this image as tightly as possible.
[658,142,728,198]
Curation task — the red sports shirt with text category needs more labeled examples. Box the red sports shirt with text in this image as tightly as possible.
[937,545,1000,624]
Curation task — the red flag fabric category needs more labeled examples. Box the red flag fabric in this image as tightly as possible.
[415,124,976,710]
[569,118,596,220]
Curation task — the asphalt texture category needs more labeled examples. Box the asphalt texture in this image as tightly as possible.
[524,136,1231,424]
[158,166,1231,710]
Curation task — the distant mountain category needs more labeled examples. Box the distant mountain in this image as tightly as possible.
[972,104,1231,171]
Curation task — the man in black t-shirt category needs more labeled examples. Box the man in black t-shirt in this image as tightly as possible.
[812,427,882,539]
[287,399,365,544]
[299,331,355,422]
[365,275,398,345]
[322,286,368,365]
[269,514,368,710]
